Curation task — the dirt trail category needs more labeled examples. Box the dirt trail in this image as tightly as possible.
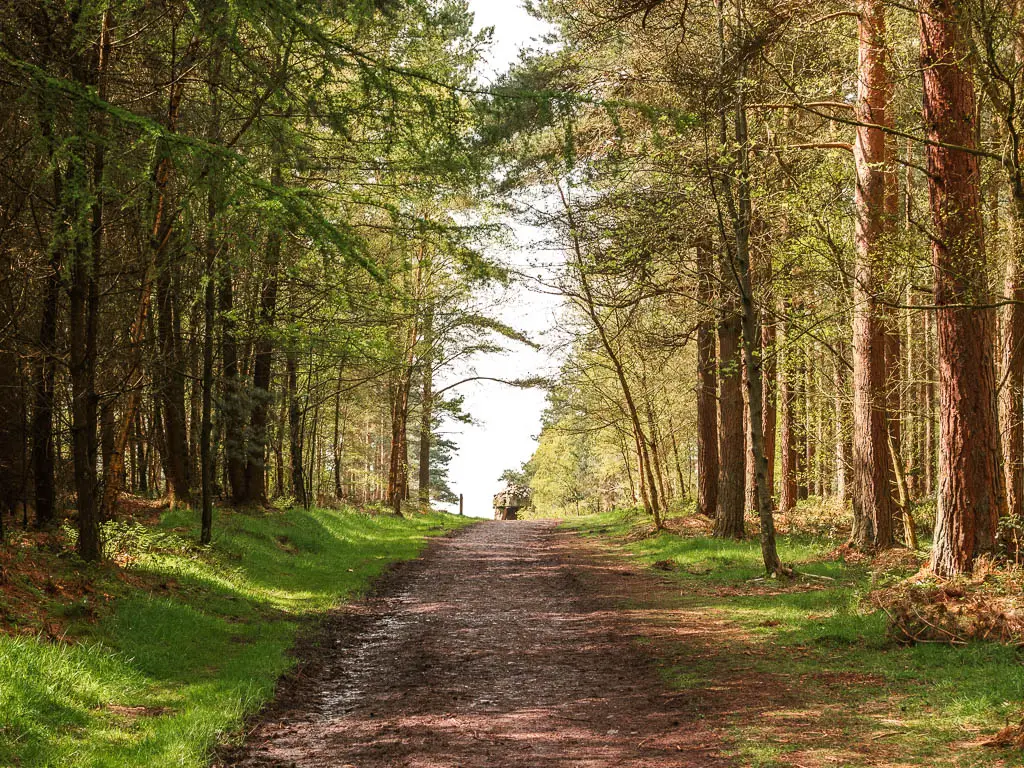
[220,520,729,767]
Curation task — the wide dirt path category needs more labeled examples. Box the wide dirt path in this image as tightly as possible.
[221,520,728,767]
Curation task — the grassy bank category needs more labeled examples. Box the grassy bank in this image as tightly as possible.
[564,508,1024,767]
[0,506,472,767]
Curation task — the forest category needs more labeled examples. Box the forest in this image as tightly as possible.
[513,0,1024,580]
[0,0,541,553]
[3,0,1024,764]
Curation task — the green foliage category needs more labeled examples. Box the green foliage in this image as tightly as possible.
[0,507,472,767]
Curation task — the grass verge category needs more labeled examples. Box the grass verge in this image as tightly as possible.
[564,508,1024,768]
[0,505,473,767]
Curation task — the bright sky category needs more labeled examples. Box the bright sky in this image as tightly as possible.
[438,1,560,518]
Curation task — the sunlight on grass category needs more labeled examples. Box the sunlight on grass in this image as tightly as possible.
[567,509,1024,767]
[0,507,472,767]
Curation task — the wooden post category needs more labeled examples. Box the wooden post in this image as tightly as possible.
[459,493,464,516]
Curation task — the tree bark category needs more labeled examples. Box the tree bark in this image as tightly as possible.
[1001,200,1024,525]
[243,164,283,506]
[220,269,246,502]
[851,0,896,549]
[834,354,851,501]
[333,363,346,500]
[155,237,191,508]
[418,310,433,508]
[716,246,746,538]
[779,312,799,514]
[696,244,719,519]
[31,124,62,529]
[920,0,1006,576]
[762,318,777,506]
[286,350,307,508]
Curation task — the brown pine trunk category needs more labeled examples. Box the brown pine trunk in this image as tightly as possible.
[834,355,851,502]
[200,228,216,543]
[920,0,1006,576]
[220,270,246,503]
[779,313,799,514]
[419,311,433,508]
[850,0,896,549]
[668,418,688,499]
[696,245,719,519]
[1001,203,1024,524]
[333,363,346,500]
[31,146,61,529]
[762,319,778,505]
[287,351,307,508]
[796,354,808,500]
[243,166,283,506]
[721,48,783,573]
[744,351,758,515]
[804,352,817,497]
[155,241,191,508]
[716,247,745,538]
[923,306,936,496]
[387,369,412,515]
[645,399,670,506]
[886,314,903,516]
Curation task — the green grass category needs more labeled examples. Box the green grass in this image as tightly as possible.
[566,509,1024,767]
[0,506,473,767]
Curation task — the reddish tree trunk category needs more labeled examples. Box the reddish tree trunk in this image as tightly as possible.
[779,314,799,514]
[744,351,757,515]
[716,248,746,538]
[287,351,307,508]
[696,248,719,519]
[243,166,283,505]
[850,0,896,548]
[156,240,192,508]
[834,355,851,501]
[762,319,777,505]
[920,0,1006,576]
[1001,201,1024,524]
[31,152,61,529]
[220,269,246,503]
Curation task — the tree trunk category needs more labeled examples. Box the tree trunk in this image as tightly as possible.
[200,201,216,544]
[779,313,799,514]
[1001,200,1024,525]
[333,363,346,500]
[762,318,777,506]
[716,246,746,538]
[31,149,61,529]
[696,244,719,519]
[243,165,283,506]
[834,355,851,501]
[287,350,307,508]
[387,369,412,515]
[804,351,817,497]
[744,351,758,515]
[220,269,246,503]
[720,33,783,573]
[155,237,191,508]
[851,0,896,549]
[920,0,1006,576]
[419,310,433,508]
[924,305,936,496]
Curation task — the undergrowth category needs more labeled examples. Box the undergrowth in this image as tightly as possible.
[0,505,472,767]
[565,506,1024,767]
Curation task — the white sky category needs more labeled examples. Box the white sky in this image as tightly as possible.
[437,1,560,518]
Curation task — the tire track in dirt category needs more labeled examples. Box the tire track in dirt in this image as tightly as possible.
[219,520,729,767]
